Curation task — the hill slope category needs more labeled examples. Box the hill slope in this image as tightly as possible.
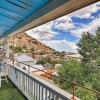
[9,33,54,52]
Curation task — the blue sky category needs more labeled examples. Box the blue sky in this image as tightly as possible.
[26,2,100,53]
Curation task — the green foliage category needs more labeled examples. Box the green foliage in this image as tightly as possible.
[14,45,22,53]
[30,47,34,52]
[76,84,96,100]
[31,52,34,58]
[51,59,65,66]
[9,45,13,50]
[59,53,65,58]
[16,36,22,39]
[30,47,34,58]
[52,51,59,55]
[37,57,52,65]
[22,45,26,49]
[55,60,84,89]
[0,41,3,46]
[77,32,96,64]
[77,27,100,65]
[37,58,65,66]
[9,45,23,53]
[39,51,46,55]
[54,59,99,99]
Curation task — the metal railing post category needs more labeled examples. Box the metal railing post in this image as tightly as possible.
[28,65,30,74]
[71,82,76,100]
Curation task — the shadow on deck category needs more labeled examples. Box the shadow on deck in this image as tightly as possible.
[0,78,27,100]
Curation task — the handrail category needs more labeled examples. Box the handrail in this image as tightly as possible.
[6,57,100,99]
[8,63,73,100]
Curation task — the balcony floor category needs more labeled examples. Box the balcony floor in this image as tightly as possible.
[0,78,27,100]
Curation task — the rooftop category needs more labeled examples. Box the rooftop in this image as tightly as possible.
[66,53,81,58]
[15,54,35,62]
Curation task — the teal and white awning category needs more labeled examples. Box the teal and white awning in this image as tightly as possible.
[0,0,98,38]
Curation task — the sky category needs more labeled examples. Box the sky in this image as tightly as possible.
[26,2,100,53]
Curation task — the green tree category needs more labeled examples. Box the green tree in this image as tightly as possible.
[22,45,26,49]
[52,51,59,55]
[39,51,45,55]
[30,47,34,52]
[14,45,22,53]
[77,27,100,65]
[76,27,100,99]
[77,32,96,65]
[0,42,3,46]
[95,27,100,58]
[9,45,13,50]
[54,60,84,90]
[76,84,96,100]
[54,60,99,100]
[30,47,34,58]
[37,57,51,65]
[54,28,100,100]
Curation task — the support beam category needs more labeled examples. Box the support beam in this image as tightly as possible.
[4,37,9,58]
[12,37,15,65]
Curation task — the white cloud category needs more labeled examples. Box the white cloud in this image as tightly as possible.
[68,2,100,18]
[53,2,100,32]
[54,22,74,31]
[55,16,72,23]
[41,40,78,52]
[71,17,100,37]
[26,21,58,41]
[25,2,100,52]
[54,16,75,31]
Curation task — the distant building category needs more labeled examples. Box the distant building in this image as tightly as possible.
[59,51,66,55]
[52,55,60,60]
[43,63,52,69]
[45,54,60,60]
[34,55,43,60]
[15,54,36,68]
[40,69,57,79]
[65,53,81,61]
[55,64,62,69]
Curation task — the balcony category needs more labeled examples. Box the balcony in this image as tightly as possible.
[0,1,100,100]
[3,62,78,100]
[0,60,99,100]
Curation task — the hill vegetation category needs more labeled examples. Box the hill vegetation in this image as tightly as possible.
[9,33,54,53]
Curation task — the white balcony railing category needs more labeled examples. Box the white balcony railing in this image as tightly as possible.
[7,63,79,100]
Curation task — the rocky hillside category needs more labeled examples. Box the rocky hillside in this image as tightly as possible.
[9,33,54,52]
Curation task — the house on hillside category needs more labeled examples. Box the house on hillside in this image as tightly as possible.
[34,55,43,60]
[45,54,61,60]
[55,64,62,69]
[15,54,36,68]
[43,63,53,69]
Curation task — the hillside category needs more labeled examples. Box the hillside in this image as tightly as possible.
[9,33,54,53]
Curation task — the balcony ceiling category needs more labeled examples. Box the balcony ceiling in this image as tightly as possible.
[0,0,99,38]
